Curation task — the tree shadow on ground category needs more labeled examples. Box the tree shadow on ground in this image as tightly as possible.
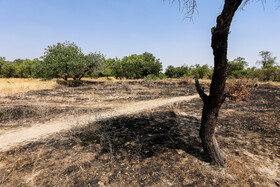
[74,110,205,162]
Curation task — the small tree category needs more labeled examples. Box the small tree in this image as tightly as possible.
[15,59,36,78]
[257,51,277,67]
[41,41,86,80]
[191,64,211,79]
[106,58,124,79]
[228,57,248,78]
[261,65,279,81]
[141,52,162,77]
[85,52,106,78]
[2,62,16,78]
[165,65,176,78]
[165,65,189,78]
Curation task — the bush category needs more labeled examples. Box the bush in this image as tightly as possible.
[225,79,257,101]
[190,64,213,79]
[158,73,168,79]
[146,74,158,80]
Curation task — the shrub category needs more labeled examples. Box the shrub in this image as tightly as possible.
[146,74,158,80]
[225,79,257,101]
[158,73,168,79]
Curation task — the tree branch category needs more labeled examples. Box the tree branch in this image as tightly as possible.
[194,75,208,102]
[164,0,197,18]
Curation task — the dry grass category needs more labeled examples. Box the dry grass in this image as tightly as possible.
[0,78,57,96]
[262,80,280,88]
[225,79,257,101]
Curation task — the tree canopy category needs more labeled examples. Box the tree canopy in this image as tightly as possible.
[107,52,162,79]
[35,41,106,80]
[257,51,277,67]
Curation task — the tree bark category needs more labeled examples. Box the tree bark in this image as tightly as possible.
[195,0,243,167]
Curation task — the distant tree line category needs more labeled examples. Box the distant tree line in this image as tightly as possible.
[164,51,280,81]
[165,64,212,79]
[0,41,279,81]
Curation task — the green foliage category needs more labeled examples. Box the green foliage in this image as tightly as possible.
[165,65,175,78]
[0,58,36,78]
[0,57,5,77]
[158,73,168,79]
[16,59,36,78]
[146,74,158,80]
[0,49,279,82]
[190,64,211,79]
[141,52,162,77]
[165,65,189,78]
[31,59,48,79]
[143,74,158,85]
[245,67,261,79]
[2,62,16,78]
[106,58,124,79]
[85,52,106,78]
[37,41,105,80]
[40,41,85,80]
[107,52,162,79]
[228,57,248,78]
[257,51,277,67]
[165,64,212,79]
[260,65,279,81]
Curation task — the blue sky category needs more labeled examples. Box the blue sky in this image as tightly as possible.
[0,0,279,69]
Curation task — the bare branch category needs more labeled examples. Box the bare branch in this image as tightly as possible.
[164,0,197,18]
[240,0,267,10]
[194,75,208,102]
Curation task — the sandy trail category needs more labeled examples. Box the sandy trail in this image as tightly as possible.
[0,95,198,151]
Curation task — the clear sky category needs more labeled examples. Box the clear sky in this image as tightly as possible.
[0,0,279,69]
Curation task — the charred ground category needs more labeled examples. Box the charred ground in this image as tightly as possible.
[0,80,279,186]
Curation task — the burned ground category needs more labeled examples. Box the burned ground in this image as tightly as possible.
[0,80,279,186]
[0,80,196,133]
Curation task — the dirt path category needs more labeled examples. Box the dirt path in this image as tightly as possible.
[0,95,198,151]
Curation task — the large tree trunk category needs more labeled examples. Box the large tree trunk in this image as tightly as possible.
[195,0,243,167]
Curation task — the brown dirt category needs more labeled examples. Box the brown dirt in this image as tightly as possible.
[0,80,279,186]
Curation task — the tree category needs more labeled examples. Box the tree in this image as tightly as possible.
[41,41,86,80]
[2,62,16,78]
[0,57,5,77]
[15,59,36,78]
[191,64,211,79]
[257,51,277,67]
[165,65,176,78]
[255,51,278,81]
[165,65,189,78]
[141,52,162,77]
[228,57,248,78]
[169,0,244,166]
[106,58,124,79]
[107,52,162,79]
[121,54,144,79]
[85,52,106,78]
[38,41,105,81]
[261,64,279,81]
